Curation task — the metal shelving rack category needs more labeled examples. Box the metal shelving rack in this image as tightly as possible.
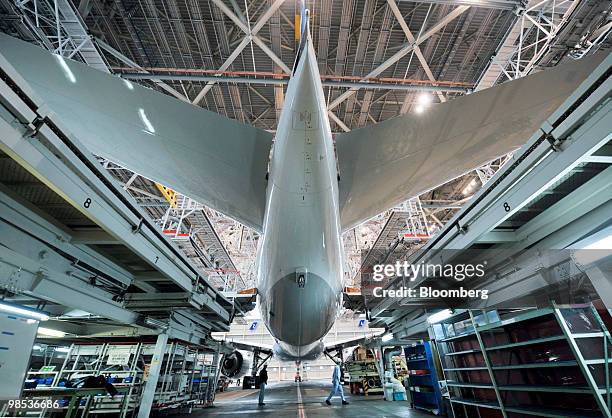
[431,304,612,418]
[404,341,443,415]
[12,340,219,417]
[141,341,218,411]
[14,343,144,417]
[57,343,143,417]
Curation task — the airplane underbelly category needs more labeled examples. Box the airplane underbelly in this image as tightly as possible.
[257,186,343,346]
[256,32,342,354]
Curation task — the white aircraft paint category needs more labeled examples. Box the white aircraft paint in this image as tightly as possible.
[257,24,344,360]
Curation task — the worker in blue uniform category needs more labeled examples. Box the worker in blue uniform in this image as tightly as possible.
[325,364,349,405]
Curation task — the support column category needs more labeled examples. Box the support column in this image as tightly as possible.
[137,333,168,418]
[207,343,223,405]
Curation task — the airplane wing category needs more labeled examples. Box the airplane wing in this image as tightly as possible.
[336,53,607,231]
[0,34,272,232]
[229,340,274,355]
[324,335,374,354]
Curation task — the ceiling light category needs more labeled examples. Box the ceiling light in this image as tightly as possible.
[418,93,432,105]
[0,302,49,321]
[381,332,394,342]
[427,309,453,324]
[54,347,71,353]
[37,327,66,338]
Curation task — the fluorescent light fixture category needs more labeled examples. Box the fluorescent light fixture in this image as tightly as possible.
[138,108,155,134]
[381,333,394,342]
[583,234,612,250]
[418,93,432,105]
[414,104,425,114]
[572,227,612,265]
[427,309,453,324]
[38,327,66,338]
[54,347,71,353]
[0,302,49,321]
[33,345,42,351]
[54,55,76,83]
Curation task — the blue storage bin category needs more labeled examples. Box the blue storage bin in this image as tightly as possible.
[393,392,406,401]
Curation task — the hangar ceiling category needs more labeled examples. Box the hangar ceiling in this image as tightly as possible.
[1,0,610,292]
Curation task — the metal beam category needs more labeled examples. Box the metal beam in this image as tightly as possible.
[399,0,521,10]
[0,242,139,324]
[475,0,581,90]
[192,0,287,105]
[327,5,470,111]
[387,0,446,103]
[95,38,189,102]
[120,73,470,93]
[328,111,351,132]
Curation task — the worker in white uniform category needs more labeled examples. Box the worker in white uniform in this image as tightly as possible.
[325,364,349,405]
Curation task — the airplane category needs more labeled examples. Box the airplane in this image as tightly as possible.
[0,5,605,368]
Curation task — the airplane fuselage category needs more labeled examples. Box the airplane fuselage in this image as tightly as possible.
[256,33,344,360]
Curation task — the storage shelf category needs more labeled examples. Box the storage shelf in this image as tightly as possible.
[486,335,565,351]
[405,342,442,413]
[444,366,488,371]
[504,405,604,418]
[440,331,476,342]
[445,348,481,356]
[434,306,612,418]
[449,397,500,409]
[477,308,554,332]
[573,332,607,339]
[497,385,598,394]
[446,381,493,389]
[490,360,578,370]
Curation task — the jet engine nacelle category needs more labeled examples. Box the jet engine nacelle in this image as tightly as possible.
[221,350,250,378]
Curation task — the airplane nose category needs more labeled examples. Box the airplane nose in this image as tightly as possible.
[267,273,338,346]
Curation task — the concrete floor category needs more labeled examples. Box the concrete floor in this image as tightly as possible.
[186,380,431,417]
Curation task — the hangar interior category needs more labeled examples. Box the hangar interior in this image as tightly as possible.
[0,0,611,417]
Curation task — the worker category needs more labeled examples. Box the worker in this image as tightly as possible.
[325,364,349,405]
[258,365,268,406]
